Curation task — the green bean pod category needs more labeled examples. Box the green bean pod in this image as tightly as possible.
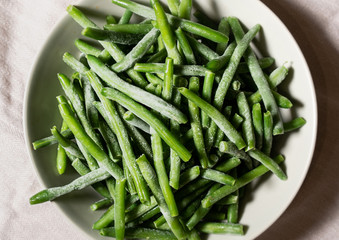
[252,103,263,150]
[114,178,126,240]
[237,92,256,151]
[283,117,307,132]
[179,87,246,150]
[202,155,285,208]
[136,155,187,240]
[112,28,160,72]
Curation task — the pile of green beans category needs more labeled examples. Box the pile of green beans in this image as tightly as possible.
[29,0,307,239]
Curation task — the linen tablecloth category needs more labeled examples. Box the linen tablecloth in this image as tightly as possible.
[0,0,338,239]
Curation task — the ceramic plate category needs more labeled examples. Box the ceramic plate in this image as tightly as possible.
[24,0,317,239]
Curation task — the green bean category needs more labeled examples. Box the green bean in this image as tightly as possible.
[232,80,241,91]
[100,227,177,240]
[248,88,293,109]
[269,63,289,88]
[201,169,236,186]
[219,141,252,169]
[114,178,126,240]
[104,23,153,34]
[228,17,284,135]
[106,15,117,24]
[56,143,67,174]
[58,102,124,179]
[178,0,192,19]
[155,84,163,96]
[186,35,219,61]
[81,27,144,45]
[283,117,307,132]
[116,105,153,160]
[93,193,140,229]
[97,118,123,160]
[252,103,263,150]
[205,212,226,221]
[87,55,187,123]
[59,99,95,168]
[93,204,115,230]
[216,17,230,55]
[188,77,209,168]
[145,83,156,95]
[147,48,168,63]
[71,158,90,174]
[136,155,187,240]
[231,113,244,129]
[129,206,161,226]
[151,0,182,64]
[71,73,99,130]
[237,57,275,74]
[29,167,111,204]
[263,111,273,156]
[71,76,84,100]
[213,106,232,148]
[90,198,113,211]
[181,198,201,220]
[247,63,289,104]
[106,178,116,201]
[125,196,157,223]
[145,72,163,86]
[101,87,191,162]
[67,6,148,88]
[216,194,239,205]
[56,121,68,174]
[179,166,200,188]
[123,111,151,134]
[112,28,160,72]
[237,92,255,151]
[272,91,293,108]
[202,154,285,208]
[166,0,180,16]
[213,22,261,110]
[111,0,228,43]
[122,158,137,195]
[175,27,196,64]
[215,157,241,173]
[169,89,182,190]
[74,39,102,58]
[162,57,174,101]
[206,41,236,72]
[186,183,221,230]
[134,62,208,76]
[226,169,239,223]
[51,126,84,160]
[248,149,286,180]
[196,222,244,235]
[151,130,178,217]
[70,158,110,198]
[201,71,215,129]
[179,87,246,150]
[119,9,133,24]
[205,24,260,151]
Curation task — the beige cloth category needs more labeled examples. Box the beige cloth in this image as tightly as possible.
[0,0,338,239]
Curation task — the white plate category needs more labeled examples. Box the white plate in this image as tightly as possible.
[24,0,317,239]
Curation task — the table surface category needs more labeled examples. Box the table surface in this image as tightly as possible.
[0,0,338,239]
